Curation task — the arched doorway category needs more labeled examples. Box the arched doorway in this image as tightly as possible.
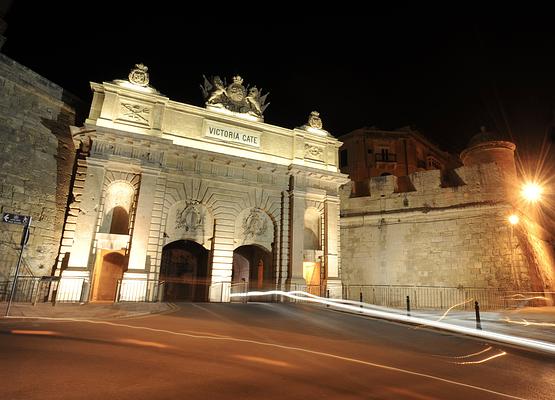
[160,240,209,302]
[232,245,273,291]
[92,251,127,302]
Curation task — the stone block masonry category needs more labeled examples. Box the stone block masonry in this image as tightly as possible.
[340,164,554,292]
[0,53,81,279]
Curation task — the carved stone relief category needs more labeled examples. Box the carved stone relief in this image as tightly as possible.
[234,208,273,251]
[305,143,324,161]
[176,201,203,232]
[119,102,151,124]
[128,63,150,87]
[166,201,213,249]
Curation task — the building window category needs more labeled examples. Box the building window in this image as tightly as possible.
[427,156,441,169]
[375,148,397,162]
[340,149,348,168]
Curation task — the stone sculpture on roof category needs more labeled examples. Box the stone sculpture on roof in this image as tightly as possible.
[200,75,270,120]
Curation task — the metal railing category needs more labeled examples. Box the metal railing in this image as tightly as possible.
[342,285,555,311]
[0,276,62,304]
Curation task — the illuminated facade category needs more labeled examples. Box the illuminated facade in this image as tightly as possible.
[340,128,555,295]
[55,65,348,302]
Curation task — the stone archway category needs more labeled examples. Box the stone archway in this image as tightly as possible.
[232,245,273,291]
[92,251,127,302]
[160,240,209,302]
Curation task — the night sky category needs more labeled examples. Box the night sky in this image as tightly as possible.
[3,4,555,164]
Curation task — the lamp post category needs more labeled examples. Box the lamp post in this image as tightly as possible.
[507,213,519,289]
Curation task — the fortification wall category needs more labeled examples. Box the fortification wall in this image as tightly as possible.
[0,53,78,279]
[340,163,553,292]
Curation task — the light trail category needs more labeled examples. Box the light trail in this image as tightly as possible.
[504,294,549,302]
[503,317,555,327]
[3,315,529,399]
[234,355,293,368]
[230,290,555,355]
[118,338,171,349]
[438,346,493,359]
[10,329,58,336]
[435,299,474,322]
[453,351,507,365]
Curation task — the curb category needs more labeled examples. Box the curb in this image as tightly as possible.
[322,304,555,357]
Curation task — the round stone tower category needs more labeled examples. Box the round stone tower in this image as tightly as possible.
[460,126,517,179]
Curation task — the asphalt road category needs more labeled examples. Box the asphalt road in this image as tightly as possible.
[0,303,553,400]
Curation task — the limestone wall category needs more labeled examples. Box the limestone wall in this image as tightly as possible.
[0,53,78,279]
[340,163,554,291]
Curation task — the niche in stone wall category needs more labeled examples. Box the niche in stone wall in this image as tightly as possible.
[100,181,135,235]
[304,208,321,250]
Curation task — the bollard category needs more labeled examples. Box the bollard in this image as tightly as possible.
[80,279,90,304]
[475,301,482,330]
[406,295,411,316]
[326,289,330,308]
[360,291,363,308]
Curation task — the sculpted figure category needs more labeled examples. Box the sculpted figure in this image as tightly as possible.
[246,87,263,116]
[207,76,227,105]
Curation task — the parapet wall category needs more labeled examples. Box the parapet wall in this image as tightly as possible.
[341,162,507,214]
[340,163,554,293]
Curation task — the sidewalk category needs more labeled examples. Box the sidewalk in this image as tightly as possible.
[408,307,555,343]
[327,302,555,350]
[1,301,176,320]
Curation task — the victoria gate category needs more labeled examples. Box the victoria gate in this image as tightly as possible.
[54,65,348,302]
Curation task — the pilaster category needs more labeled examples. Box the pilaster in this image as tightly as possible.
[67,160,105,269]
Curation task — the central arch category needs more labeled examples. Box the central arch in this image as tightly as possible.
[160,240,209,302]
[232,245,273,291]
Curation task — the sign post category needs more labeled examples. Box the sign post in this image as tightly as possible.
[3,212,32,317]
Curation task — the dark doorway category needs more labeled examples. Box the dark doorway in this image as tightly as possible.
[232,245,273,291]
[160,240,209,302]
[109,206,129,234]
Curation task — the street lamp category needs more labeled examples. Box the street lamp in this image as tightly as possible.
[521,182,543,203]
[508,214,519,225]
[506,213,519,290]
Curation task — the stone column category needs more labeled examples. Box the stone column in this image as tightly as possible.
[67,160,105,270]
[121,170,159,301]
[278,190,290,290]
[127,170,159,272]
[287,189,306,289]
[324,196,342,298]
[209,218,233,302]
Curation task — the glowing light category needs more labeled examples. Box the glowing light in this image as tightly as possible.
[230,290,555,355]
[440,346,493,359]
[435,299,474,322]
[10,330,57,336]
[118,338,170,349]
[508,214,519,225]
[303,262,317,283]
[521,182,543,202]
[234,355,293,368]
[453,351,507,365]
[503,318,555,327]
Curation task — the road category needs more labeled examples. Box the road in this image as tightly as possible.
[0,303,553,399]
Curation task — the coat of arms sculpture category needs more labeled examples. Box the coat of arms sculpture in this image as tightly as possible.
[200,75,270,120]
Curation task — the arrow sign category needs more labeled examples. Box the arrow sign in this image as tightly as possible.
[2,212,30,225]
